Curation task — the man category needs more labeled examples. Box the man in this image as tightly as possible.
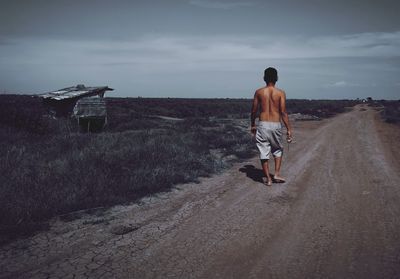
[251,67,292,186]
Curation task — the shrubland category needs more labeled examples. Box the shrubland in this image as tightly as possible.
[0,95,358,241]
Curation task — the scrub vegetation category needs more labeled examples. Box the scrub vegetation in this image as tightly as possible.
[0,95,358,242]
[377,100,400,124]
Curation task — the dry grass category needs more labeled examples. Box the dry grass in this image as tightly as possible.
[0,95,359,242]
[379,100,400,124]
[0,95,256,242]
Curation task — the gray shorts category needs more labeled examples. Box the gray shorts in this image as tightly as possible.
[255,121,283,160]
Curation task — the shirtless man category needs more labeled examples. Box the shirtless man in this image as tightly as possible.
[251,67,292,186]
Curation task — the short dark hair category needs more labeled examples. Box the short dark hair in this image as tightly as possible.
[264,67,278,84]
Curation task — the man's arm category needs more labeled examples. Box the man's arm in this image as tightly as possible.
[280,91,292,138]
[250,91,259,135]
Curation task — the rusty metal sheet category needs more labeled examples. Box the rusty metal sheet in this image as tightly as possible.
[38,84,113,100]
[73,97,107,118]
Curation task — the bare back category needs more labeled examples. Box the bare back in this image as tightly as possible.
[251,84,291,136]
[256,86,284,122]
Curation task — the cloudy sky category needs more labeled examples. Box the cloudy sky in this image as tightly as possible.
[0,0,399,99]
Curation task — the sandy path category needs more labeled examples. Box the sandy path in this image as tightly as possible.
[1,105,400,279]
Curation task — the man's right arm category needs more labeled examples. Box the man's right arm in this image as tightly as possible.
[280,91,292,138]
[250,91,259,136]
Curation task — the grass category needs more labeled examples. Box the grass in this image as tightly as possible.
[0,94,358,242]
[0,95,257,243]
[286,99,359,118]
[367,99,400,124]
[377,100,400,124]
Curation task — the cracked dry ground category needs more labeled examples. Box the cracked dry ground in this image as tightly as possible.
[1,105,400,279]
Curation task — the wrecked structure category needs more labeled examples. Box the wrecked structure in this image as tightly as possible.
[37,84,114,132]
[73,97,108,132]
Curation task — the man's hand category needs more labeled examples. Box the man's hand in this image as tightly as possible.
[287,129,293,143]
[251,126,257,137]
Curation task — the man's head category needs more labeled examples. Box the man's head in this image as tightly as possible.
[264,67,278,84]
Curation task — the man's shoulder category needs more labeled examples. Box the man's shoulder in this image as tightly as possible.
[255,86,285,92]
[255,87,265,94]
[255,86,286,96]
[275,87,285,95]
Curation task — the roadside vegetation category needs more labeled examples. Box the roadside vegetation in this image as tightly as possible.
[0,95,358,242]
[373,100,400,124]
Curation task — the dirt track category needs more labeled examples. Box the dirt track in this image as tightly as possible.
[1,105,400,279]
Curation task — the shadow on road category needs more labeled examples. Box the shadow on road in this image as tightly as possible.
[239,165,265,184]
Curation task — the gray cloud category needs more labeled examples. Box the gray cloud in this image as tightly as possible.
[79,32,400,65]
[1,0,399,40]
[324,81,363,88]
[1,31,399,99]
[3,32,398,73]
[189,0,254,9]
[0,0,399,99]
[0,37,14,46]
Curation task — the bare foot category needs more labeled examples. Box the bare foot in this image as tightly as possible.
[262,177,273,186]
[273,175,286,183]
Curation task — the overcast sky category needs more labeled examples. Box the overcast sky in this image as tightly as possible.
[0,0,399,99]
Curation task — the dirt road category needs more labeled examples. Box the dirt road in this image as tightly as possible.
[1,105,400,279]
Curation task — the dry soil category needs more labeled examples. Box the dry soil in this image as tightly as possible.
[1,105,400,279]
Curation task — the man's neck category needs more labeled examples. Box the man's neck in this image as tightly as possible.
[266,83,275,87]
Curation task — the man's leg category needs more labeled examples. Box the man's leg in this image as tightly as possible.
[261,159,272,186]
[273,156,285,182]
